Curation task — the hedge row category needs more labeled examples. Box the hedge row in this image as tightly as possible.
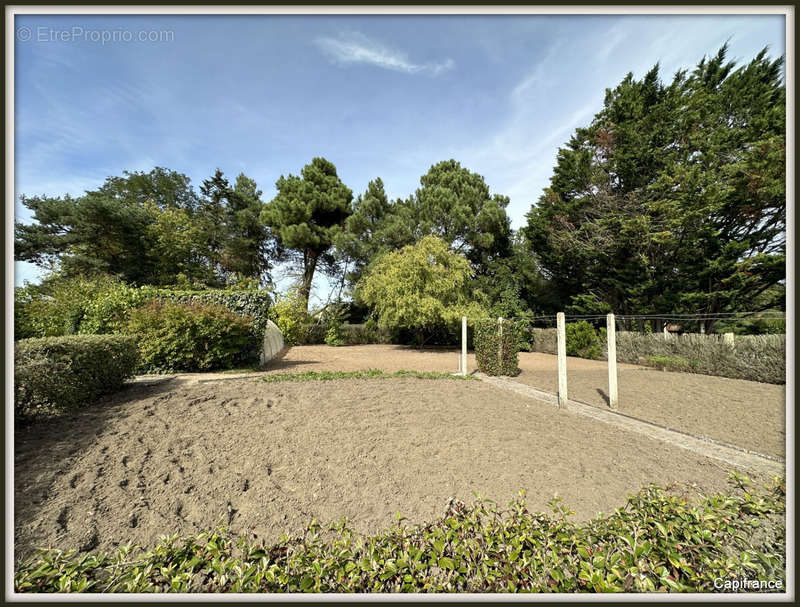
[530,328,557,354]
[615,333,785,384]
[474,319,519,376]
[14,477,785,593]
[127,301,260,373]
[14,279,272,340]
[14,335,139,418]
[156,289,272,335]
[526,327,785,384]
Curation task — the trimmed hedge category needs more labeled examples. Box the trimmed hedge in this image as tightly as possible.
[14,335,139,418]
[14,476,785,593]
[126,301,259,373]
[14,279,272,340]
[528,326,784,384]
[475,318,519,376]
[616,332,785,384]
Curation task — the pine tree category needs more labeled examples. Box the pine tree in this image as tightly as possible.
[523,46,785,330]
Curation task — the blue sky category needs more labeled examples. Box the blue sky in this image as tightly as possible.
[13,13,785,302]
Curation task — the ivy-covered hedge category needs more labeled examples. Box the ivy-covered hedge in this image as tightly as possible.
[474,319,519,376]
[14,278,272,340]
[14,335,139,418]
[14,476,785,593]
[158,289,272,335]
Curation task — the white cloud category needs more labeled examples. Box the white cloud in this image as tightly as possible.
[315,32,454,75]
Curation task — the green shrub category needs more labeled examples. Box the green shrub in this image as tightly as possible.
[474,319,519,376]
[342,321,393,345]
[269,287,310,346]
[645,355,693,372]
[156,288,272,335]
[14,335,139,418]
[14,476,785,593]
[15,275,272,340]
[13,276,123,338]
[566,321,602,360]
[80,283,160,334]
[511,319,533,352]
[125,301,258,373]
[324,322,345,347]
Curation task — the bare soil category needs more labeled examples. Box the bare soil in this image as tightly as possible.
[512,352,786,458]
[15,373,766,561]
[240,346,784,458]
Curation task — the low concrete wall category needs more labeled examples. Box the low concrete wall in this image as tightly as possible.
[260,320,286,366]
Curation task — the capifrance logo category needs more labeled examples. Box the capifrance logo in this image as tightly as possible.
[713,577,784,591]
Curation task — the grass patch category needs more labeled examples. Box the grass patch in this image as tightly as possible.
[259,368,478,383]
[15,475,785,593]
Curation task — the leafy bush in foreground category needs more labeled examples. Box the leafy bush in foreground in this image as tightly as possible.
[14,335,139,418]
[126,301,258,373]
[15,476,784,593]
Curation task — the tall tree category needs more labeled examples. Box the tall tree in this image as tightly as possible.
[261,157,353,311]
[523,46,785,329]
[333,177,413,287]
[15,168,201,285]
[198,169,273,286]
[409,159,514,269]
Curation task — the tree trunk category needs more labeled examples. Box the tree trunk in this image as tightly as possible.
[299,250,318,313]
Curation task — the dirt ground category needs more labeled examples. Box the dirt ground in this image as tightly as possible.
[15,374,767,561]
[512,352,786,459]
[248,345,784,458]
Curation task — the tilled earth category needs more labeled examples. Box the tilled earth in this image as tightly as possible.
[14,375,765,561]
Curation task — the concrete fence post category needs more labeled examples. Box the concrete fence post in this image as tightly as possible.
[723,332,735,347]
[556,312,567,408]
[461,316,468,375]
[607,313,618,410]
[497,317,504,369]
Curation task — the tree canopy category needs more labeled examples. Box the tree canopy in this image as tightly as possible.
[523,45,785,329]
[261,157,353,311]
[15,167,273,288]
[14,47,785,336]
[357,236,486,345]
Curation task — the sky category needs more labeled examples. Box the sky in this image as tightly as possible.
[12,12,786,303]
